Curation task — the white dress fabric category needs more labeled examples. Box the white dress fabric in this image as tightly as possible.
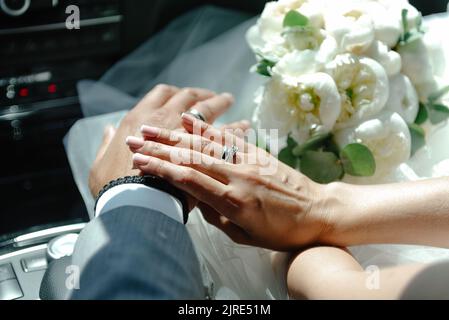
[65,6,449,299]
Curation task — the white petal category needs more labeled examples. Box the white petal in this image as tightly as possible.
[316,35,338,64]
[325,13,374,54]
[326,54,389,128]
[365,1,402,48]
[385,74,419,123]
[297,72,341,131]
[397,38,436,100]
[254,72,341,139]
[335,111,411,178]
[366,41,402,76]
[273,50,320,78]
[373,16,402,49]
[246,25,265,54]
[255,79,295,137]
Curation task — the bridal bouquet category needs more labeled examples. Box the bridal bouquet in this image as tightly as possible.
[248,0,449,183]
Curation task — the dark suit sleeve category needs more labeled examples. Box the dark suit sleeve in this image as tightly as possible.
[70,206,205,300]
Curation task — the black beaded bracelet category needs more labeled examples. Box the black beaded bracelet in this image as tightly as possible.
[94,175,190,224]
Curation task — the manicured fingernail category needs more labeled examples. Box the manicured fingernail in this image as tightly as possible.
[126,136,145,148]
[181,113,196,124]
[141,125,160,137]
[221,92,235,103]
[133,153,151,165]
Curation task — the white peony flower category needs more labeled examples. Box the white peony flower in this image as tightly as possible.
[335,111,412,179]
[323,0,375,54]
[397,37,437,101]
[423,23,447,80]
[247,0,335,63]
[325,54,389,128]
[251,0,324,44]
[385,74,419,123]
[257,0,307,43]
[335,0,403,48]
[378,0,422,30]
[255,71,341,143]
[272,48,338,79]
[246,25,289,62]
[365,40,402,76]
[369,3,403,48]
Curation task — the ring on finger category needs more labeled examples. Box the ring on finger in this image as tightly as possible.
[184,108,207,122]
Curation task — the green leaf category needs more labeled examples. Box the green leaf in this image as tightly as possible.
[292,133,331,157]
[398,9,424,45]
[408,123,426,156]
[278,135,299,168]
[324,137,341,157]
[403,31,423,44]
[415,102,428,125]
[255,59,276,77]
[401,9,409,36]
[340,143,376,177]
[283,10,309,28]
[428,85,449,103]
[286,135,298,148]
[428,103,449,125]
[416,15,424,33]
[300,151,344,184]
[278,147,299,169]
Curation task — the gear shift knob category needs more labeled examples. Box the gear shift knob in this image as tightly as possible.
[46,233,79,263]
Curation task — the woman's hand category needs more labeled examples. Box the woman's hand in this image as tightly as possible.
[89,84,235,197]
[125,114,333,251]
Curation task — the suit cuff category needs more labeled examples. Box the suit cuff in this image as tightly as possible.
[95,184,184,224]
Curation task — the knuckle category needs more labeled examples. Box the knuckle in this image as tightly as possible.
[149,110,167,124]
[154,84,172,94]
[178,168,196,184]
[224,188,244,207]
[181,88,197,97]
[239,166,263,182]
[160,129,173,141]
[146,141,161,153]
[150,158,165,176]
[195,101,209,110]
[200,139,212,153]
[224,183,261,212]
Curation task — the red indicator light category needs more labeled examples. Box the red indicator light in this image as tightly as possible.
[19,88,29,97]
[48,84,57,94]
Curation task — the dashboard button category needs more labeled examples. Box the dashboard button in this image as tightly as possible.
[0,279,23,300]
[0,264,15,282]
[0,0,31,16]
[21,255,48,273]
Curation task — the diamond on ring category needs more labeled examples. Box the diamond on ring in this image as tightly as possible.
[221,145,239,163]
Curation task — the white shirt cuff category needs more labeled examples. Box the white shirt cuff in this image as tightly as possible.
[95,183,184,224]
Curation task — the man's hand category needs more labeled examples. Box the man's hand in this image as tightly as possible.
[89,84,235,197]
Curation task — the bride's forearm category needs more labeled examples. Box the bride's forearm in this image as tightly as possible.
[321,178,449,248]
[288,247,428,300]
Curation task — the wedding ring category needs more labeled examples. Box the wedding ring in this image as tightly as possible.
[221,145,239,163]
[185,109,207,122]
